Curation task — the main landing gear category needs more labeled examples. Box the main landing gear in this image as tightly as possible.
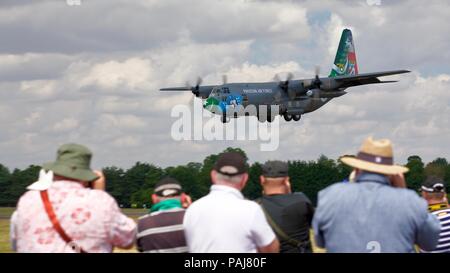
[221,112,230,123]
[283,113,301,122]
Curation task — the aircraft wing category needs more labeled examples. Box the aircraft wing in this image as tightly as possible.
[160,87,192,91]
[160,85,217,91]
[333,70,410,87]
[160,85,216,99]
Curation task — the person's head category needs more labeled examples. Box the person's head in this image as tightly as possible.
[42,143,99,186]
[421,176,448,204]
[151,177,190,205]
[211,152,248,191]
[340,137,409,182]
[260,160,291,195]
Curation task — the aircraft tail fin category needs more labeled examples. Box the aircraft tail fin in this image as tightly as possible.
[329,29,359,77]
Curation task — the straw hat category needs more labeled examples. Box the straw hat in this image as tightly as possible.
[340,137,409,175]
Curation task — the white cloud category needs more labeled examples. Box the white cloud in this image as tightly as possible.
[112,135,141,148]
[24,111,42,126]
[96,114,147,130]
[20,80,57,98]
[221,61,306,83]
[78,58,153,90]
[52,118,80,132]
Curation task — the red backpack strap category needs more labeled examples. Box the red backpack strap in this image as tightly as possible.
[40,190,87,253]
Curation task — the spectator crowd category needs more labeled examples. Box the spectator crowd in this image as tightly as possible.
[9,137,450,253]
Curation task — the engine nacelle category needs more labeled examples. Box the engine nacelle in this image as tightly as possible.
[287,82,307,98]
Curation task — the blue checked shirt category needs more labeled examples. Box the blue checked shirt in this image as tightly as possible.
[313,172,441,253]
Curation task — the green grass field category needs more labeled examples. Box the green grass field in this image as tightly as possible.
[0,207,324,253]
[0,207,15,253]
[0,207,147,253]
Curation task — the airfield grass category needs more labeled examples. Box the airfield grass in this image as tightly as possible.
[0,207,14,253]
[0,207,325,253]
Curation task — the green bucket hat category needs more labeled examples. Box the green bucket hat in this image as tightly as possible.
[42,143,98,182]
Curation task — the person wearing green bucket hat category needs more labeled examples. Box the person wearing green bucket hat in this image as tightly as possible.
[42,143,99,183]
[11,143,137,253]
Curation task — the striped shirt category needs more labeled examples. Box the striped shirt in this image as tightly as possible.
[421,207,450,253]
[136,208,187,253]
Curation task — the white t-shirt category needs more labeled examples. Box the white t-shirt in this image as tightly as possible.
[183,185,276,253]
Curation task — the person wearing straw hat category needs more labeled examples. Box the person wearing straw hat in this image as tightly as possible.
[312,137,441,253]
[10,143,137,253]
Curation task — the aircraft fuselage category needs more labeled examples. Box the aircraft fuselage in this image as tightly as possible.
[202,80,345,121]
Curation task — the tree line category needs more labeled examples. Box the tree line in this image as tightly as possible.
[0,148,449,208]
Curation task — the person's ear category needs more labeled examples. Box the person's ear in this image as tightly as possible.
[151,194,159,204]
[259,175,265,186]
[240,173,249,189]
[285,177,291,191]
[243,173,249,183]
[211,170,217,184]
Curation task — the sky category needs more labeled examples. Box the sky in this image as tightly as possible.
[0,0,449,170]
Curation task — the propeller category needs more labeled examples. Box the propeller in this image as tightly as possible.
[222,74,228,85]
[161,76,203,97]
[160,76,214,109]
[191,77,203,96]
[285,72,294,85]
[313,66,322,89]
[178,77,203,106]
[274,72,297,99]
[275,72,294,91]
[303,66,323,99]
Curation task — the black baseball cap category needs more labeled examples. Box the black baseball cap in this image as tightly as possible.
[213,152,247,176]
[421,176,446,193]
[154,177,182,197]
[262,160,289,178]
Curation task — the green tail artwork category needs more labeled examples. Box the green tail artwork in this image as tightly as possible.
[329,29,359,77]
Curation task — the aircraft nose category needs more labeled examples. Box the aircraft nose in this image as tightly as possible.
[203,97,220,112]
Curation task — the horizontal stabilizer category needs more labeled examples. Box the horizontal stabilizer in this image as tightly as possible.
[333,70,409,88]
[378,80,398,84]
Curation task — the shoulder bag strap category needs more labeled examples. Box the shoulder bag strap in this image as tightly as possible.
[40,190,87,253]
[256,198,303,248]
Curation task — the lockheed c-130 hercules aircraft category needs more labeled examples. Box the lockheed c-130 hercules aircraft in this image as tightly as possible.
[160,29,410,123]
